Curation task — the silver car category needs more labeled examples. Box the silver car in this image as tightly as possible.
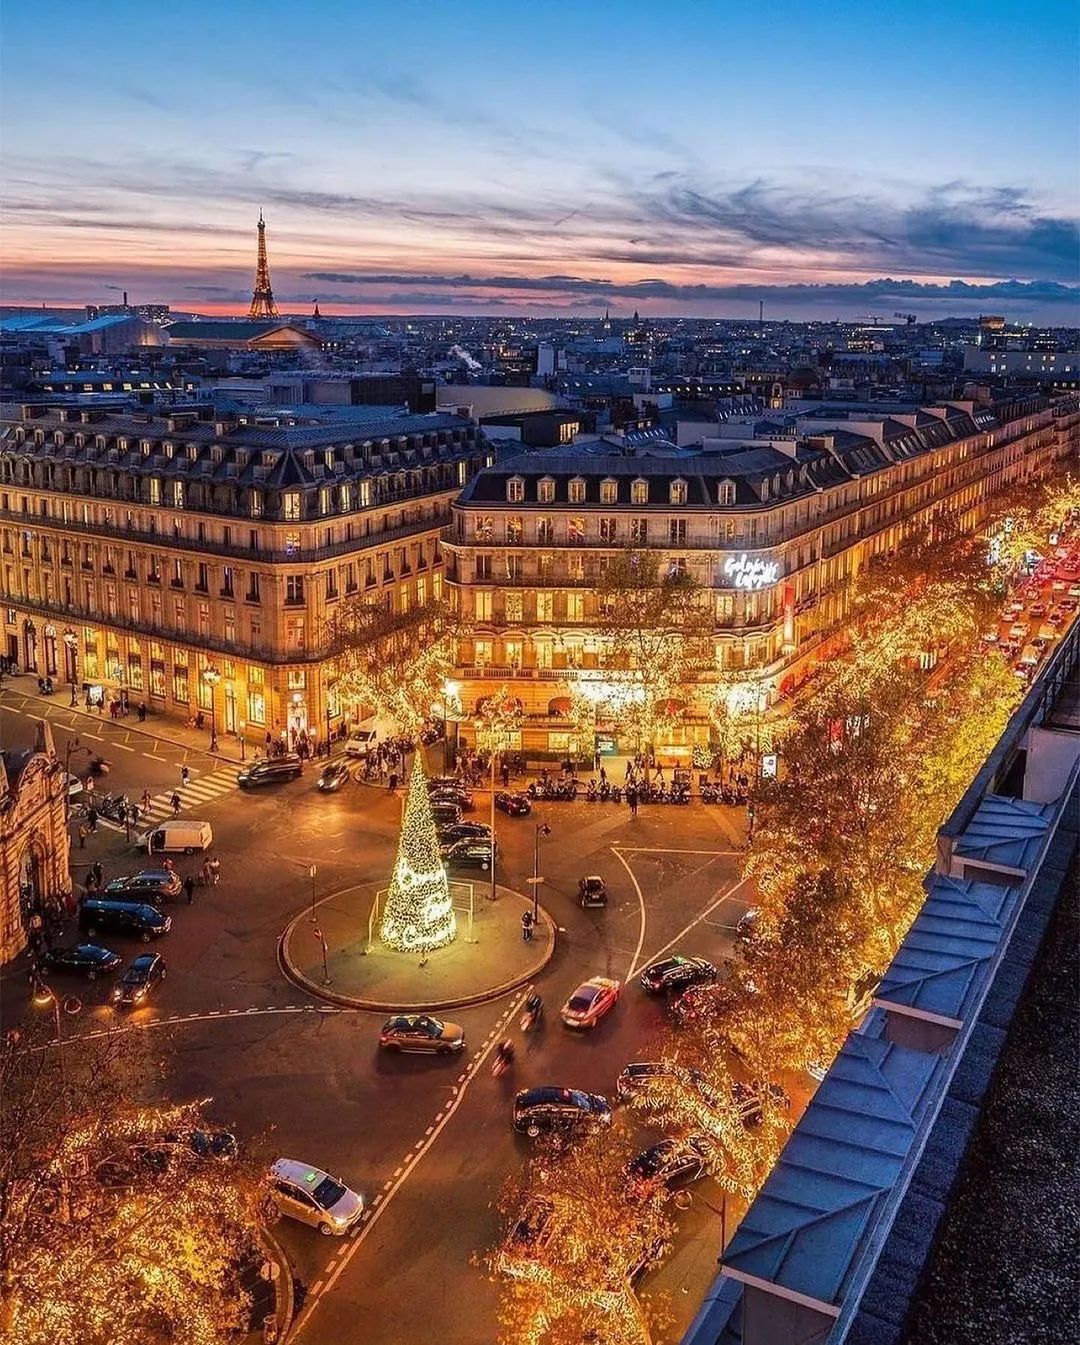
[269,1158,363,1235]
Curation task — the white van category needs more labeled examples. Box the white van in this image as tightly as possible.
[344,718,394,760]
[140,820,213,855]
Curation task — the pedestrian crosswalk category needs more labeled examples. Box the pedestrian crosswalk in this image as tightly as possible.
[91,767,242,833]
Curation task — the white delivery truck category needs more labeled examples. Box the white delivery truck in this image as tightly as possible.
[139,820,214,855]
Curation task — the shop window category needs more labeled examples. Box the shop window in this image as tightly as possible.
[247,689,266,725]
[172,665,189,703]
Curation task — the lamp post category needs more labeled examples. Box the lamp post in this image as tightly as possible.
[237,718,246,761]
[63,630,78,707]
[32,982,80,1095]
[309,864,318,922]
[531,823,551,924]
[201,665,221,753]
[475,686,523,906]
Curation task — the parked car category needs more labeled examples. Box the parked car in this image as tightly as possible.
[626,1136,708,1192]
[436,821,491,847]
[430,801,463,828]
[1008,622,1030,641]
[104,870,183,904]
[78,898,171,942]
[315,760,352,792]
[498,1198,559,1274]
[560,976,621,1029]
[1030,602,1047,618]
[512,1087,612,1138]
[429,787,475,813]
[494,790,531,817]
[238,754,303,788]
[269,1158,364,1235]
[442,837,496,870]
[139,820,213,855]
[578,875,608,908]
[378,1014,465,1054]
[731,1081,791,1128]
[67,773,84,799]
[639,955,718,996]
[616,1060,690,1102]
[111,952,167,1008]
[41,943,122,980]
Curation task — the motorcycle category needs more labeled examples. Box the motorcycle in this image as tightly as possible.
[491,1040,515,1077]
[519,995,544,1032]
[585,781,598,802]
[88,756,111,777]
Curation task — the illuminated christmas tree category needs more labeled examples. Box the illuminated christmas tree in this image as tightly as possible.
[380,755,457,952]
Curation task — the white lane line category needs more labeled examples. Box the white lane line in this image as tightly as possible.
[610,846,648,981]
[112,742,135,752]
[290,989,530,1339]
[615,846,736,856]
[639,874,754,970]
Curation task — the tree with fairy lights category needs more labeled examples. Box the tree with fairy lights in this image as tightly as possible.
[380,754,456,952]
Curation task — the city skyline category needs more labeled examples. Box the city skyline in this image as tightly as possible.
[2,0,1079,323]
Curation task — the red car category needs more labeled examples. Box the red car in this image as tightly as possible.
[560,976,621,1029]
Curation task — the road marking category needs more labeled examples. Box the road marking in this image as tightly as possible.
[23,1004,339,1049]
[615,846,737,856]
[290,989,530,1340]
[610,847,648,981]
[112,742,135,751]
[638,875,753,970]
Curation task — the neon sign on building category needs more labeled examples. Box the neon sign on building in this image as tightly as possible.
[722,554,780,591]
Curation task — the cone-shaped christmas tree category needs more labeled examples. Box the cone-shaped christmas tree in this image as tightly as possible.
[380,756,457,952]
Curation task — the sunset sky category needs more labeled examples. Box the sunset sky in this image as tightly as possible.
[2,0,1078,322]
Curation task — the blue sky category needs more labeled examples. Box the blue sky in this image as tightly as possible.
[2,0,1078,320]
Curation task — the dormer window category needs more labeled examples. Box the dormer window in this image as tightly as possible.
[631,477,649,505]
[600,477,618,505]
[507,475,525,504]
[760,479,770,501]
[538,476,556,504]
[718,480,736,506]
[283,491,302,521]
[162,442,174,459]
[669,478,687,505]
[170,481,184,509]
[187,444,198,461]
[568,477,586,504]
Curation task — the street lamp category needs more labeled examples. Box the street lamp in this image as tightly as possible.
[63,629,78,707]
[32,981,81,1095]
[531,823,551,924]
[201,665,221,752]
[309,864,318,922]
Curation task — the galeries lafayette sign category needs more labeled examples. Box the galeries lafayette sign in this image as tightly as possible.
[723,554,780,590]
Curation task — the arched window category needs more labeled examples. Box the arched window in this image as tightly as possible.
[669,478,687,505]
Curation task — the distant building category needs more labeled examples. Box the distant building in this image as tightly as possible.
[164,321,321,352]
[211,371,437,413]
[1,719,70,965]
[0,312,161,355]
[480,409,588,448]
[964,344,1079,385]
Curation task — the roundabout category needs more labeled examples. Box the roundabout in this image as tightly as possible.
[278,880,556,1011]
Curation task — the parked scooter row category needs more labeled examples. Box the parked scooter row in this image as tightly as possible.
[524,776,749,805]
[527,777,580,801]
[700,781,750,805]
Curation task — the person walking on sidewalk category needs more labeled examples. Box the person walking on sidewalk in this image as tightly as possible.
[184,875,196,905]
[77,822,88,848]
[208,856,220,886]
[87,806,98,833]
[141,789,152,814]
[180,764,190,788]
[170,791,181,817]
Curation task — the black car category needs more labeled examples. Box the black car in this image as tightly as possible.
[104,870,183,905]
[626,1136,708,1192]
[512,1087,612,1138]
[79,898,171,942]
[41,943,122,980]
[237,754,303,788]
[494,790,531,817]
[443,838,497,870]
[640,955,718,996]
[430,800,463,827]
[437,821,492,847]
[111,952,167,1008]
[429,787,474,813]
[315,760,352,792]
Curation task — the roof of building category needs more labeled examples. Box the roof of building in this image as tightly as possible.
[951,794,1055,875]
[873,874,1022,1025]
[164,321,309,342]
[722,1033,946,1313]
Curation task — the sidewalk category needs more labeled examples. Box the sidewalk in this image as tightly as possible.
[3,674,246,763]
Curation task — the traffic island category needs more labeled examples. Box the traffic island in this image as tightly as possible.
[278,881,555,1011]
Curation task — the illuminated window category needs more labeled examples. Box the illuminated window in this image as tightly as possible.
[507,476,525,503]
[537,517,554,544]
[149,477,161,506]
[630,518,649,544]
[567,592,584,621]
[568,477,586,504]
[283,491,302,521]
[474,516,494,542]
[171,481,184,509]
[536,592,553,622]
[631,478,649,504]
[669,479,687,505]
[599,517,618,542]
[506,591,523,622]
[506,515,523,543]
[600,478,618,505]
[718,480,736,506]
[475,591,493,622]
[538,477,556,503]
[568,517,586,543]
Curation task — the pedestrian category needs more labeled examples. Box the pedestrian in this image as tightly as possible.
[85,775,95,796]
[628,785,638,818]
[138,702,147,722]
[501,761,510,788]
[521,910,534,942]
[594,747,601,772]
[87,806,98,833]
[265,730,273,753]
[77,822,88,848]
[208,856,220,886]
[599,765,607,785]
[91,861,103,888]
[141,789,152,813]
[170,791,181,817]
[163,857,176,874]
[184,875,196,905]
[388,771,398,793]
[180,764,190,787]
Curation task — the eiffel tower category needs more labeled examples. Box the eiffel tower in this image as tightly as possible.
[248,211,280,320]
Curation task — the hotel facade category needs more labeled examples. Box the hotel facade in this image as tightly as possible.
[0,403,491,747]
[443,394,1080,763]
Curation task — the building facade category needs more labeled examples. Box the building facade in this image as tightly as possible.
[443,395,1079,763]
[0,403,491,747]
[1,719,70,964]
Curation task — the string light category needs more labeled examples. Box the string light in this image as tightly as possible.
[380,755,456,952]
